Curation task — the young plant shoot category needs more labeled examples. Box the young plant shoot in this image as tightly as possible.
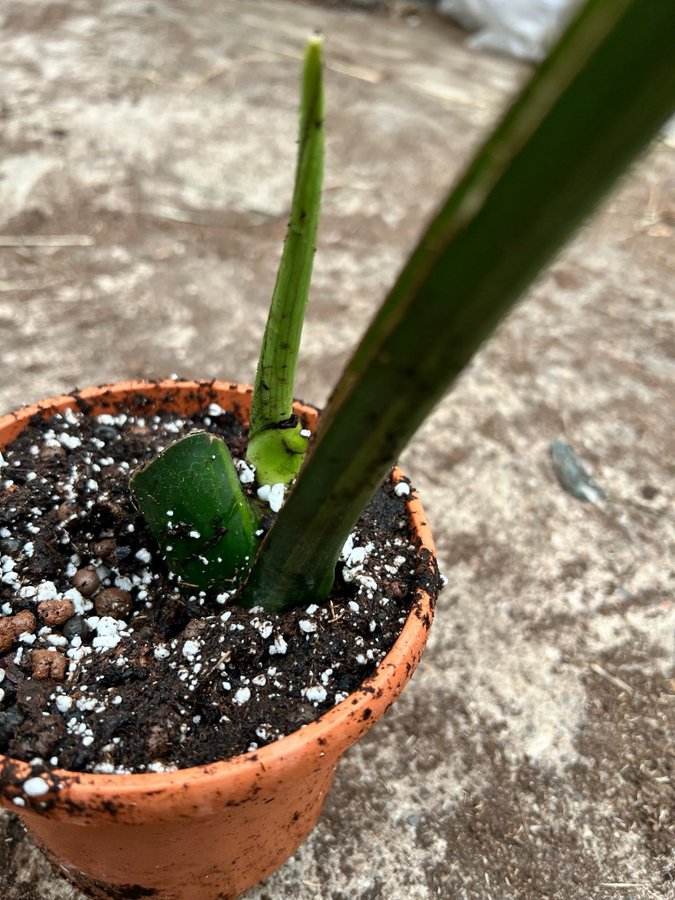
[247,33,324,486]
[133,0,675,613]
[130,36,324,593]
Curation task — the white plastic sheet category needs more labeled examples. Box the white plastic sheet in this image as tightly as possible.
[438,0,582,61]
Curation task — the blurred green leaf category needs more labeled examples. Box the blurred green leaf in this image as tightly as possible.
[242,0,675,612]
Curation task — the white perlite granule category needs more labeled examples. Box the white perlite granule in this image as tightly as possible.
[256,483,285,513]
[304,685,327,704]
[55,696,73,713]
[269,634,288,655]
[236,460,256,485]
[182,640,200,659]
[22,777,50,797]
[91,617,125,651]
[233,687,251,705]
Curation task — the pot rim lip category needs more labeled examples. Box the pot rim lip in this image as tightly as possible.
[0,379,436,808]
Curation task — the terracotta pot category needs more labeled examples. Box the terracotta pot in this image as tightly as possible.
[0,380,437,900]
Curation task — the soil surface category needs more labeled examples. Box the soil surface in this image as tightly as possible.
[0,388,434,781]
[0,0,673,898]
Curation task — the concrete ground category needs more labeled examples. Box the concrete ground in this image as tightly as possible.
[1,1,674,898]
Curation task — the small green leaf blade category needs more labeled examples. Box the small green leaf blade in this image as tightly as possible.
[247,34,324,486]
[130,432,260,594]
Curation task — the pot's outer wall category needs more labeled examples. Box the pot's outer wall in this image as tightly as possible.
[0,381,437,899]
[24,764,338,900]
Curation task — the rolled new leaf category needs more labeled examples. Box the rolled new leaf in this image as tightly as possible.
[130,432,260,594]
[247,34,325,486]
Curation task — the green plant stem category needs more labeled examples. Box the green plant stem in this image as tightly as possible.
[241,0,675,612]
[247,35,324,485]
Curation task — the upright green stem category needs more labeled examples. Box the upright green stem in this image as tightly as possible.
[242,0,675,612]
[247,35,325,486]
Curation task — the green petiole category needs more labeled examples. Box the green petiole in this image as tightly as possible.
[247,35,325,487]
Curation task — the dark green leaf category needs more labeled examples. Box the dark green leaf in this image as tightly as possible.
[130,432,260,595]
[242,0,675,612]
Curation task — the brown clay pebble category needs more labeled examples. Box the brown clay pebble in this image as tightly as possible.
[37,599,76,627]
[71,565,101,597]
[31,649,67,681]
[94,588,132,619]
[91,537,117,559]
[0,620,15,654]
[11,610,36,635]
[0,610,37,654]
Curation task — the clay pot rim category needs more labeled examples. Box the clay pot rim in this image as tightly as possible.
[0,380,436,819]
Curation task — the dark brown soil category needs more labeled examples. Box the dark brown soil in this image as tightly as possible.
[0,388,439,784]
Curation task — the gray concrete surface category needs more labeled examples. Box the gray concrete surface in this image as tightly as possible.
[1,1,674,898]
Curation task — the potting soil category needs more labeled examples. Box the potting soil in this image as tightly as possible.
[0,386,439,787]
